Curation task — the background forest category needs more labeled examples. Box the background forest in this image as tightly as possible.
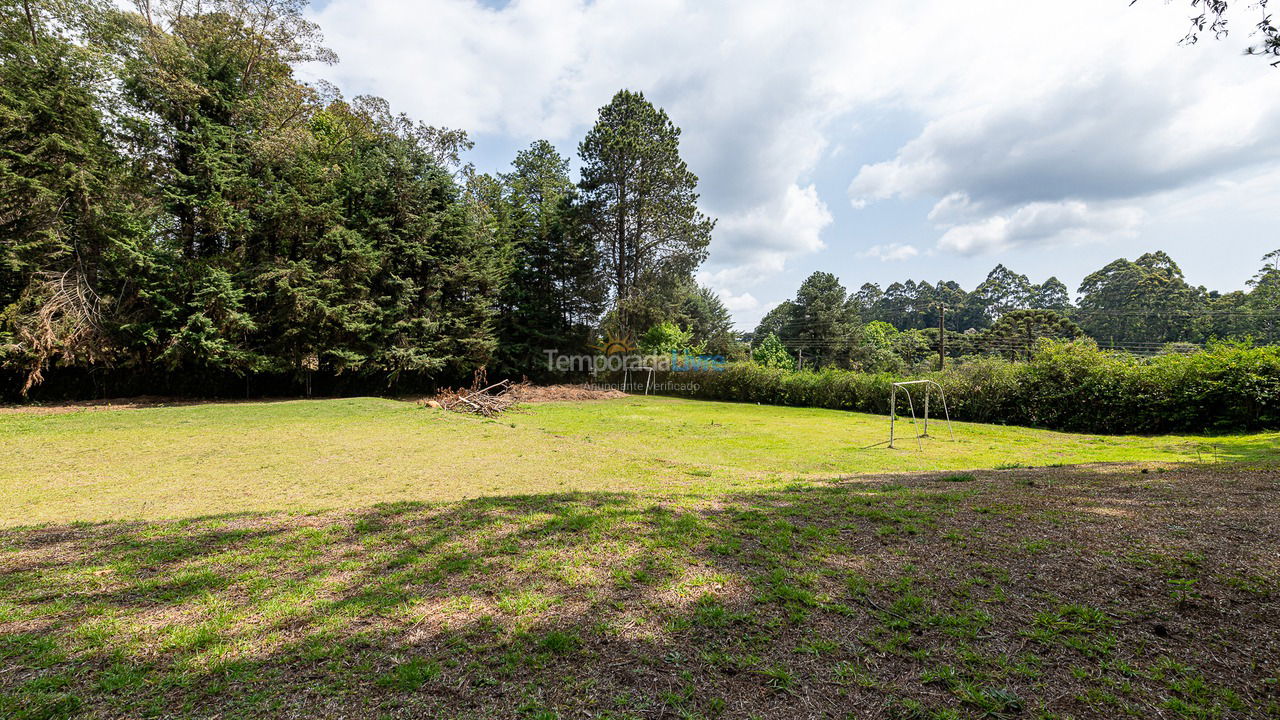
[751,251,1280,375]
[2,0,1278,401]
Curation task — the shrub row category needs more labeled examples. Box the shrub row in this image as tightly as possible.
[651,341,1280,434]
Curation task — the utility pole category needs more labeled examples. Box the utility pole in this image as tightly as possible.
[797,348,804,371]
[937,305,946,371]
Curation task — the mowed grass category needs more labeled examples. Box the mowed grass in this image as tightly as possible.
[1,395,1276,526]
[1,465,1277,718]
[1,397,1278,718]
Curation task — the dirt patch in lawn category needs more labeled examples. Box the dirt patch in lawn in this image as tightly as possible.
[507,383,630,402]
[0,395,232,415]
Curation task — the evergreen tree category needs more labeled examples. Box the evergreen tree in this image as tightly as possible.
[933,281,968,331]
[495,140,603,376]
[851,283,884,321]
[1247,249,1280,312]
[578,89,714,335]
[787,271,859,368]
[1030,277,1072,310]
[753,300,798,342]
[1206,250,1280,343]
[878,281,912,328]
[1076,251,1207,346]
[964,264,1034,326]
[2,0,506,395]
[675,284,741,357]
[982,309,1083,359]
[0,0,134,392]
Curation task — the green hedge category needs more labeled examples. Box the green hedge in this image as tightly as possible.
[652,341,1280,434]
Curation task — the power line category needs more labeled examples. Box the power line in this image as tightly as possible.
[756,308,1280,333]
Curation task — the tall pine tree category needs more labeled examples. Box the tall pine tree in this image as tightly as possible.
[578,90,714,337]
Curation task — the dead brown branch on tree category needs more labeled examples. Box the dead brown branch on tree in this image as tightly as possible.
[11,269,111,396]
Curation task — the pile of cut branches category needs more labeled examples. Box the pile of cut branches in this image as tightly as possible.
[428,369,529,416]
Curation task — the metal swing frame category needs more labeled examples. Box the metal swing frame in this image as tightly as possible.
[889,380,955,450]
[623,365,655,395]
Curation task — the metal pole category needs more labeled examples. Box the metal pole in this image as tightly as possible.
[903,386,922,451]
[889,384,896,449]
[935,381,955,441]
[923,386,929,438]
[938,304,946,371]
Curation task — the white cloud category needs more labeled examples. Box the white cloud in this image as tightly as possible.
[306,0,849,317]
[843,6,1280,260]
[927,193,978,224]
[710,184,831,265]
[693,183,832,325]
[718,291,759,314]
[849,73,1280,212]
[861,243,920,262]
[936,202,1145,255]
[304,0,1280,320]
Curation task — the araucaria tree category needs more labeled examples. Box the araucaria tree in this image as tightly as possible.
[578,90,715,336]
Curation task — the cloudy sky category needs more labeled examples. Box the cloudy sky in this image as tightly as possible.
[302,0,1280,328]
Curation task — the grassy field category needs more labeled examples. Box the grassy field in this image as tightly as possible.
[1,397,1278,718]
[1,396,1275,526]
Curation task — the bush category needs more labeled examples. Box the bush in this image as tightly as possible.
[751,333,795,371]
[653,340,1280,434]
[638,322,704,356]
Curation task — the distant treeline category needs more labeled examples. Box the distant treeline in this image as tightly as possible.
[751,252,1280,374]
[0,0,732,399]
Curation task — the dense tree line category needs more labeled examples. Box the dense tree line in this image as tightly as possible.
[0,0,731,398]
[5,0,1276,400]
[754,251,1280,372]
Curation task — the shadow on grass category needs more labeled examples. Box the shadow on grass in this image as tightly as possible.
[1,465,1278,719]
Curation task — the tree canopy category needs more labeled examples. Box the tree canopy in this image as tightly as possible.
[4,0,1279,399]
[755,250,1280,373]
[0,1,727,398]
[578,90,714,336]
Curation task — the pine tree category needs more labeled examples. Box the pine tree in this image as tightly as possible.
[787,272,859,368]
[675,284,741,357]
[495,140,603,376]
[578,90,714,336]
[0,0,134,392]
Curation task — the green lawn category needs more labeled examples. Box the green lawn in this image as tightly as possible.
[1,397,1277,718]
[1,395,1274,526]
